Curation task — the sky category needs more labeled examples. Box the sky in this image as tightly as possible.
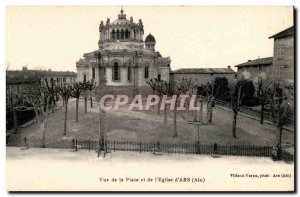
[6,6,293,72]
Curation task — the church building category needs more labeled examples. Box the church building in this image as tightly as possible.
[76,9,171,96]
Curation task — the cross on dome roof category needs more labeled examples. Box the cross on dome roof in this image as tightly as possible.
[118,8,126,19]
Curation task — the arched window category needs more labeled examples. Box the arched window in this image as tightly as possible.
[133,30,136,40]
[144,66,149,79]
[117,29,120,39]
[111,29,116,40]
[113,62,120,81]
[125,29,129,39]
[121,29,124,39]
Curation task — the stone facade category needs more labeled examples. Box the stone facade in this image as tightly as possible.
[170,67,236,87]
[235,57,273,83]
[269,26,294,85]
[76,9,171,96]
[7,67,76,86]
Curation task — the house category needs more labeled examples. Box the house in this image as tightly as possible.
[235,57,273,82]
[6,66,77,91]
[269,26,294,85]
[170,66,237,87]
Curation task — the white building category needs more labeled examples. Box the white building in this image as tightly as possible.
[76,9,171,96]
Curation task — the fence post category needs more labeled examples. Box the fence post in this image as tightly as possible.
[24,137,27,147]
[213,143,218,154]
[140,141,142,153]
[114,140,115,152]
[153,142,156,154]
[75,139,78,151]
[88,140,91,151]
[196,141,200,154]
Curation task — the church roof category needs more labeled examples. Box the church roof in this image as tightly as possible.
[145,33,156,42]
[111,18,132,26]
[6,70,76,84]
[269,26,294,39]
[103,41,135,51]
[235,57,273,67]
[111,9,133,26]
[171,68,235,74]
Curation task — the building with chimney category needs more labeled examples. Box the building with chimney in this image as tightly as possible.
[235,57,273,83]
[170,66,236,87]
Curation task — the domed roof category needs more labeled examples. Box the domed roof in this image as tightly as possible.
[145,33,156,42]
[111,18,132,26]
[111,9,132,26]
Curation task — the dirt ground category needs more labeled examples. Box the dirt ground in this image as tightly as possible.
[7,98,294,149]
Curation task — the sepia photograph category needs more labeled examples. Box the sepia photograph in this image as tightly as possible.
[4,5,295,192]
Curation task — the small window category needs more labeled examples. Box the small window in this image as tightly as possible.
[276,66,284,81]
[277,47,284,59]
[63,78,66,82]
[128,66,132,81]
[83,75,86,82]
[144,66,149,79]
[92,67,95,79]
[158,74,161,81]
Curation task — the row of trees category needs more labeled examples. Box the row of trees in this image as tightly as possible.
[6,79,96,146]
[147,77,291,143]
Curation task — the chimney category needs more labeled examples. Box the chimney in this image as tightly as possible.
[227,65,231,69]
[248,60,251,62]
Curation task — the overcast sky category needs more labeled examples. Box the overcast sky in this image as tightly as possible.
[6,6,293,72]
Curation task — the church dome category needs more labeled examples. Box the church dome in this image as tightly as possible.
[145,34,156,42]
[111,18,131,26]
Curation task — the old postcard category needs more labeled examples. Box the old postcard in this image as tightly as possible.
[5,6,295,192]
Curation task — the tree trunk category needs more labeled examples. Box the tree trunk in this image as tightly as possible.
[199,99,203,123]
[260,102,264,124]
[63,100,68,135]
[207,100,212,123]
[232,111,237,138]
[99,108,106,157]
[164,105,167,124]
[157,95,161,115]
[173,98,178,137]
[271,97,276,124]
[13,108,18,133]
[152,90,155,111]
[84,96,87,113]
[10,97,18,133]
[75,98,79,123]
[90,96,93,108]
[42,99,50,148]
[209,105,212,123]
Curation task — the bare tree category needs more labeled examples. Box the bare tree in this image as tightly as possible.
[6,85,20,133]
[155,80,170,124]
[146,78,159,112]
[58,84,73,135]
[70,82,85,123]
[229,80,245,138]
[18,83,53,147]
[170,78,195,137]
[85,79,96,108]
